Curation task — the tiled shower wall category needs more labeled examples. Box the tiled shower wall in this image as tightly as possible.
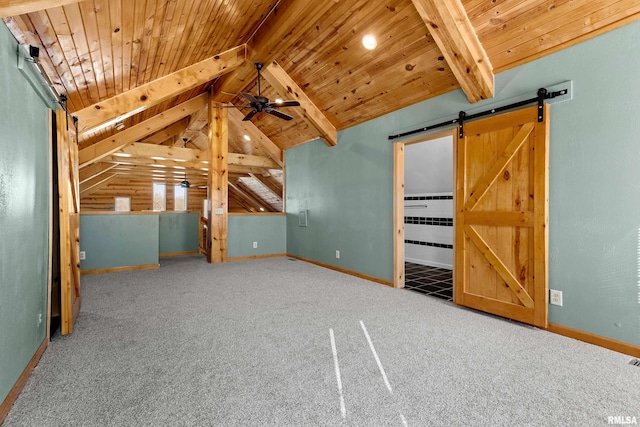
[404,192,453,270]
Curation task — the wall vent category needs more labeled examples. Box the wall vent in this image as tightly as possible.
[629,359,640,367]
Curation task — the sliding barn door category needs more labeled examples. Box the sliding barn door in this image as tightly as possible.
[454,105,549,327]
[55,110,81,335]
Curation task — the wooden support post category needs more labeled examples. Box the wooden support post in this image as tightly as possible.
[207,98,228,263]
[55,109,81,335]
[393,142,405,289]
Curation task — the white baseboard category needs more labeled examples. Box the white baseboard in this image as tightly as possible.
[405,257,452,270]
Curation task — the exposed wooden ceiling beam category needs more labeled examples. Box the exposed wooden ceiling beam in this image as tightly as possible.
[411,0,493,103]
[79,173,117,196]
[229,153,280,169]
[118,142,208,163]
[116,143,280,169]
[104,156,208,171]
[242,175,283,209]
[228,165,280,175]
[228,107,283,166]
[78,94,208,168]
[104,156,272,175]
[78,162,117,184]
[263,61,337,147]
[211,0,341,104]
[236,181,276,212]
[0,0,81,17]
[74,45,246,134]
[228,181,273,213]
[180,106,210,150]
[112,173,208,185]
[109,165,207,176]
[250,173,283,199]
[228,187,258,213]
[139,118,191,145]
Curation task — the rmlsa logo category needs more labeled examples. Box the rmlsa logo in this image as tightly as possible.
[608,416,638,425]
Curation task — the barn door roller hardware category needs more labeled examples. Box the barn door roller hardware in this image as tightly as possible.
[389,87,568,141]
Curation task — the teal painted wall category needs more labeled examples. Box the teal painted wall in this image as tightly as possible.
[159,212,199,254]
[0,24,50,404]
[80,215,159,270]
[228,215,286,258]
[287,21,640,346]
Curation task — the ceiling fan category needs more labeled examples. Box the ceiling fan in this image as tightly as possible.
[180,170,191,188]
[179,139,207,189]
[215,62,301,121]
[179,171,207,189]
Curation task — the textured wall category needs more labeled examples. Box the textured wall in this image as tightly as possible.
[0,24,50,404]
[79,214,159,270]
[286,21,640,346]
[228,214,286,258]
[159,212,199,254]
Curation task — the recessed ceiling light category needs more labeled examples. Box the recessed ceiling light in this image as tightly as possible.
[243,134,251,141]
[362,34,377,50]
[259,207,265,212]
[274,98,283,104]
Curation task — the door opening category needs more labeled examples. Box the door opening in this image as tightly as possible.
[403,135,454,301]
[394,105,550,328]
[393,129,455,291]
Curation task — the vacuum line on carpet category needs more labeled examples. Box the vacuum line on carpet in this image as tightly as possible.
[329,328,347,419]
[400,413,408,426]
[360,320,393,394]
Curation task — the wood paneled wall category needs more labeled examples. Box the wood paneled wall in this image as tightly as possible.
[81,177,206,213]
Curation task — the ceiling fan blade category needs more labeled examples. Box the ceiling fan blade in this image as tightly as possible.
[265,108,294,121]
[211,104,251,109]
[240,92,258,104]
[243,109,258,121]
[269,100,300,108]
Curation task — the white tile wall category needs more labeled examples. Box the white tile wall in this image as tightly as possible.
[405,192,453,270]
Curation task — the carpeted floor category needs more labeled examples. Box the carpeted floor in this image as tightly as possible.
[4,256,639,426]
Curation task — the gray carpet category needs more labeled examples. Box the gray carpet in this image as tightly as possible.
[4,256,639,426]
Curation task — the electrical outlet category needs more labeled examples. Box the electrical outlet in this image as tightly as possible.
[335,250,340,259]
[80,251,86,260]
[550,289,563,306]
[253,242,258,249]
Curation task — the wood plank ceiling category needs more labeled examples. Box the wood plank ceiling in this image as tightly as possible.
[2,0,640,212]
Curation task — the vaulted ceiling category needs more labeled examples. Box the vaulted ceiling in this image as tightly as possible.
[2,0,639,211]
